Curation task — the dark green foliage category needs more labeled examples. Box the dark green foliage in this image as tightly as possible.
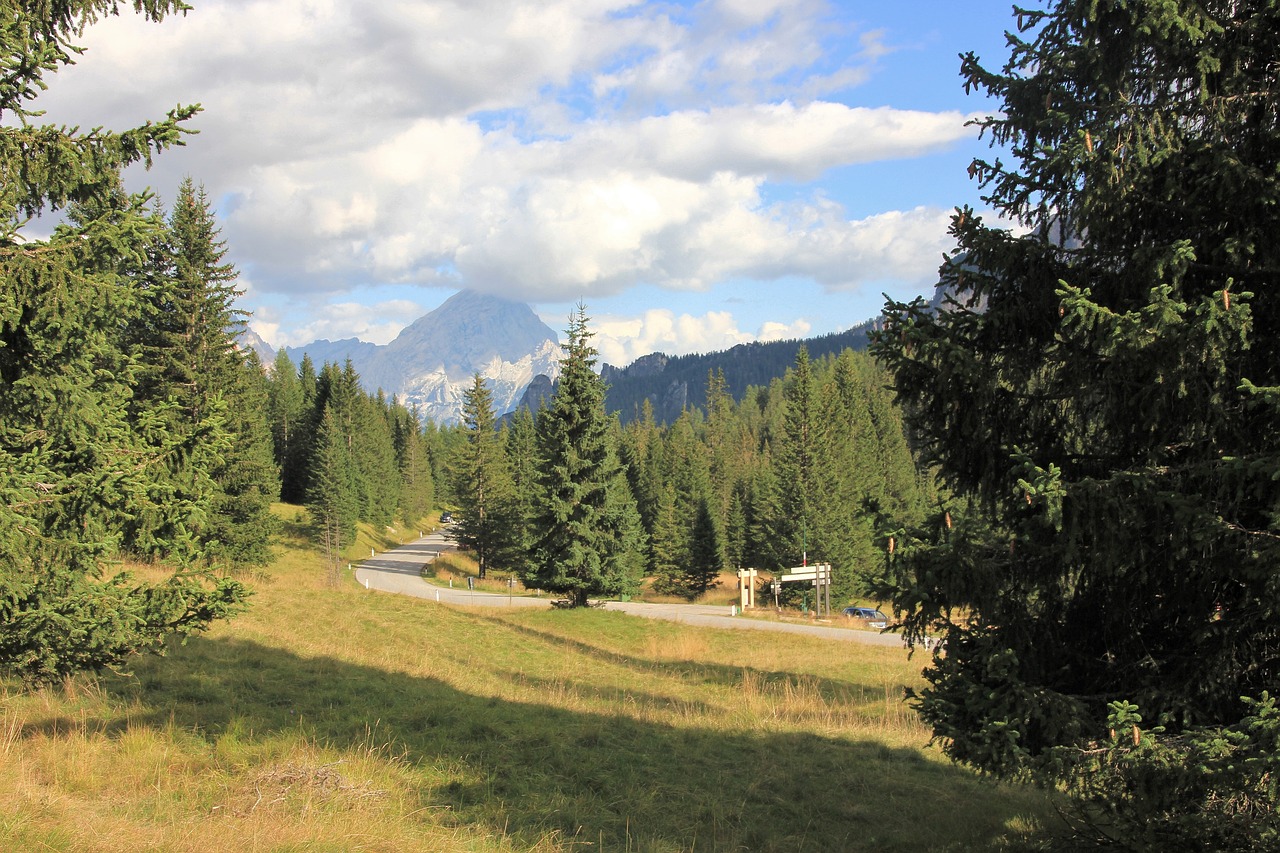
[392,403,434,527]
[303,361,409,559]
[1050,696,1280,850]
[354,388,400,527]
[684,498,722,597]
[451,374,514,578]
[647,481,683,596]
[871,0,1280,845]
[0,567,247,686]
[267,349,307,503]
[528,307,646,606]
[306,408,360,583]
[499,405,540,578]
[772,347,821,569]
[163,178,278,565]
[118,177,279,567]
[288,354,321,502]
[0,0,251,685]
[205,348,278,566]
[603,341,927,604]
[266,352,439,567]
[605,324,876,425]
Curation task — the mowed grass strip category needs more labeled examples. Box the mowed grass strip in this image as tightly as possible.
[0,506,1054,851]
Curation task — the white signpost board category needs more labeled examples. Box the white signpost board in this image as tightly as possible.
[775,563,833,617]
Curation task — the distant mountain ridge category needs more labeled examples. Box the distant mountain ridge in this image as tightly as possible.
[282,290,561,425]
[512,277,977,424]
[267,286,953,427]
[595,320,878,425]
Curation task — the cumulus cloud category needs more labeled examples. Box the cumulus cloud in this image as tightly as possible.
[252,299,430,349]
[591,309,812,365]
[33,0,985,347]
[219,109,966,301]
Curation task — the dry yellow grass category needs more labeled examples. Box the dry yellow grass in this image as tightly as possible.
[0,505,1053,851]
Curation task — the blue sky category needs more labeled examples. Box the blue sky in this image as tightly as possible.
[41,0,1024,366]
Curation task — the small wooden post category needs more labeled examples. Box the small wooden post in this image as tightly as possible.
[737,568,758,609]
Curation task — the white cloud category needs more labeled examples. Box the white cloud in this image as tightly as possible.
[215,103,966,301]
[253,299,430,348]
[572,101,980,182]
[758,318,812,342]
[590,308,812,365]
[30,0,985,349]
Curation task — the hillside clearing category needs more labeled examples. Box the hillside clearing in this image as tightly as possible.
[0,509,1054,851]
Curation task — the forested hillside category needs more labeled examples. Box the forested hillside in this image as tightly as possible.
[442,323,931,605]
[1,0,930,683]
[601,321,876,424]
[264,353,445,582]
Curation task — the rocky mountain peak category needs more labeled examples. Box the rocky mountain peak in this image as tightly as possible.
[284,290,562,425]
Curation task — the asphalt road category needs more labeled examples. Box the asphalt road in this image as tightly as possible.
[354,533,906,648]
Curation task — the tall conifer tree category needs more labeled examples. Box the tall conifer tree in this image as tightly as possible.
[267,349,305,501]
[307,408,360,584]
[353,386,399,527]
[452,374,513,579]
[774,347,822,570]
[0,1,247,684]
[392,404,434,526]
[873,1,1280,835]
[165,178,277,565]
[528,307,645,606]
[205,347,278,566]
[501,405,541,578]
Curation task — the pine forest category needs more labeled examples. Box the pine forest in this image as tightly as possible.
[4,2,1279,849]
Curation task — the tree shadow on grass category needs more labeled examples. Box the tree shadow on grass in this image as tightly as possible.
[493,615,897,709]
[96,635,1049,853]
[495,669,721,719]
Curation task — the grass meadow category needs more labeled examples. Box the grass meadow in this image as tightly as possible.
[0,506,1056,851]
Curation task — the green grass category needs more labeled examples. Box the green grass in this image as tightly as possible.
[0,504,1057,851]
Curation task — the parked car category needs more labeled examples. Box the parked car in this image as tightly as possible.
[842,606,888,629]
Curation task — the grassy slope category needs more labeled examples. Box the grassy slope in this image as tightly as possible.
[0,507,1053,852]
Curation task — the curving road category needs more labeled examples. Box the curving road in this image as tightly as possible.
[355,533,906,647]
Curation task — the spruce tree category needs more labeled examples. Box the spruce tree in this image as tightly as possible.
[703,368,740,540]
[501,405,540,578]
[667,410,724,595]
[684,498,722,597]
[648,481,684,596]
[773,348,823,572]
[205,348,278,566]
[0,1,247,685]
[392,404,434,527]
[267,349,305,501]
[118,177,277,566]
[451,374,513,579]
[307,408,360,585]
[287,354,320,502]
[352,386,399,527]
[741,443,784,574]
[166,179,278,565]
[872,1,1280,835]
[528,307,645,606]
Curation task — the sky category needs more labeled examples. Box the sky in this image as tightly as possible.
[37,0,1024,367]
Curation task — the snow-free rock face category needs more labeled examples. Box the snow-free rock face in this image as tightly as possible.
[286,290,561,425]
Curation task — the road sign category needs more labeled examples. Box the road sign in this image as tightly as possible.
[775,563,834,616]
[784,563,831,582]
